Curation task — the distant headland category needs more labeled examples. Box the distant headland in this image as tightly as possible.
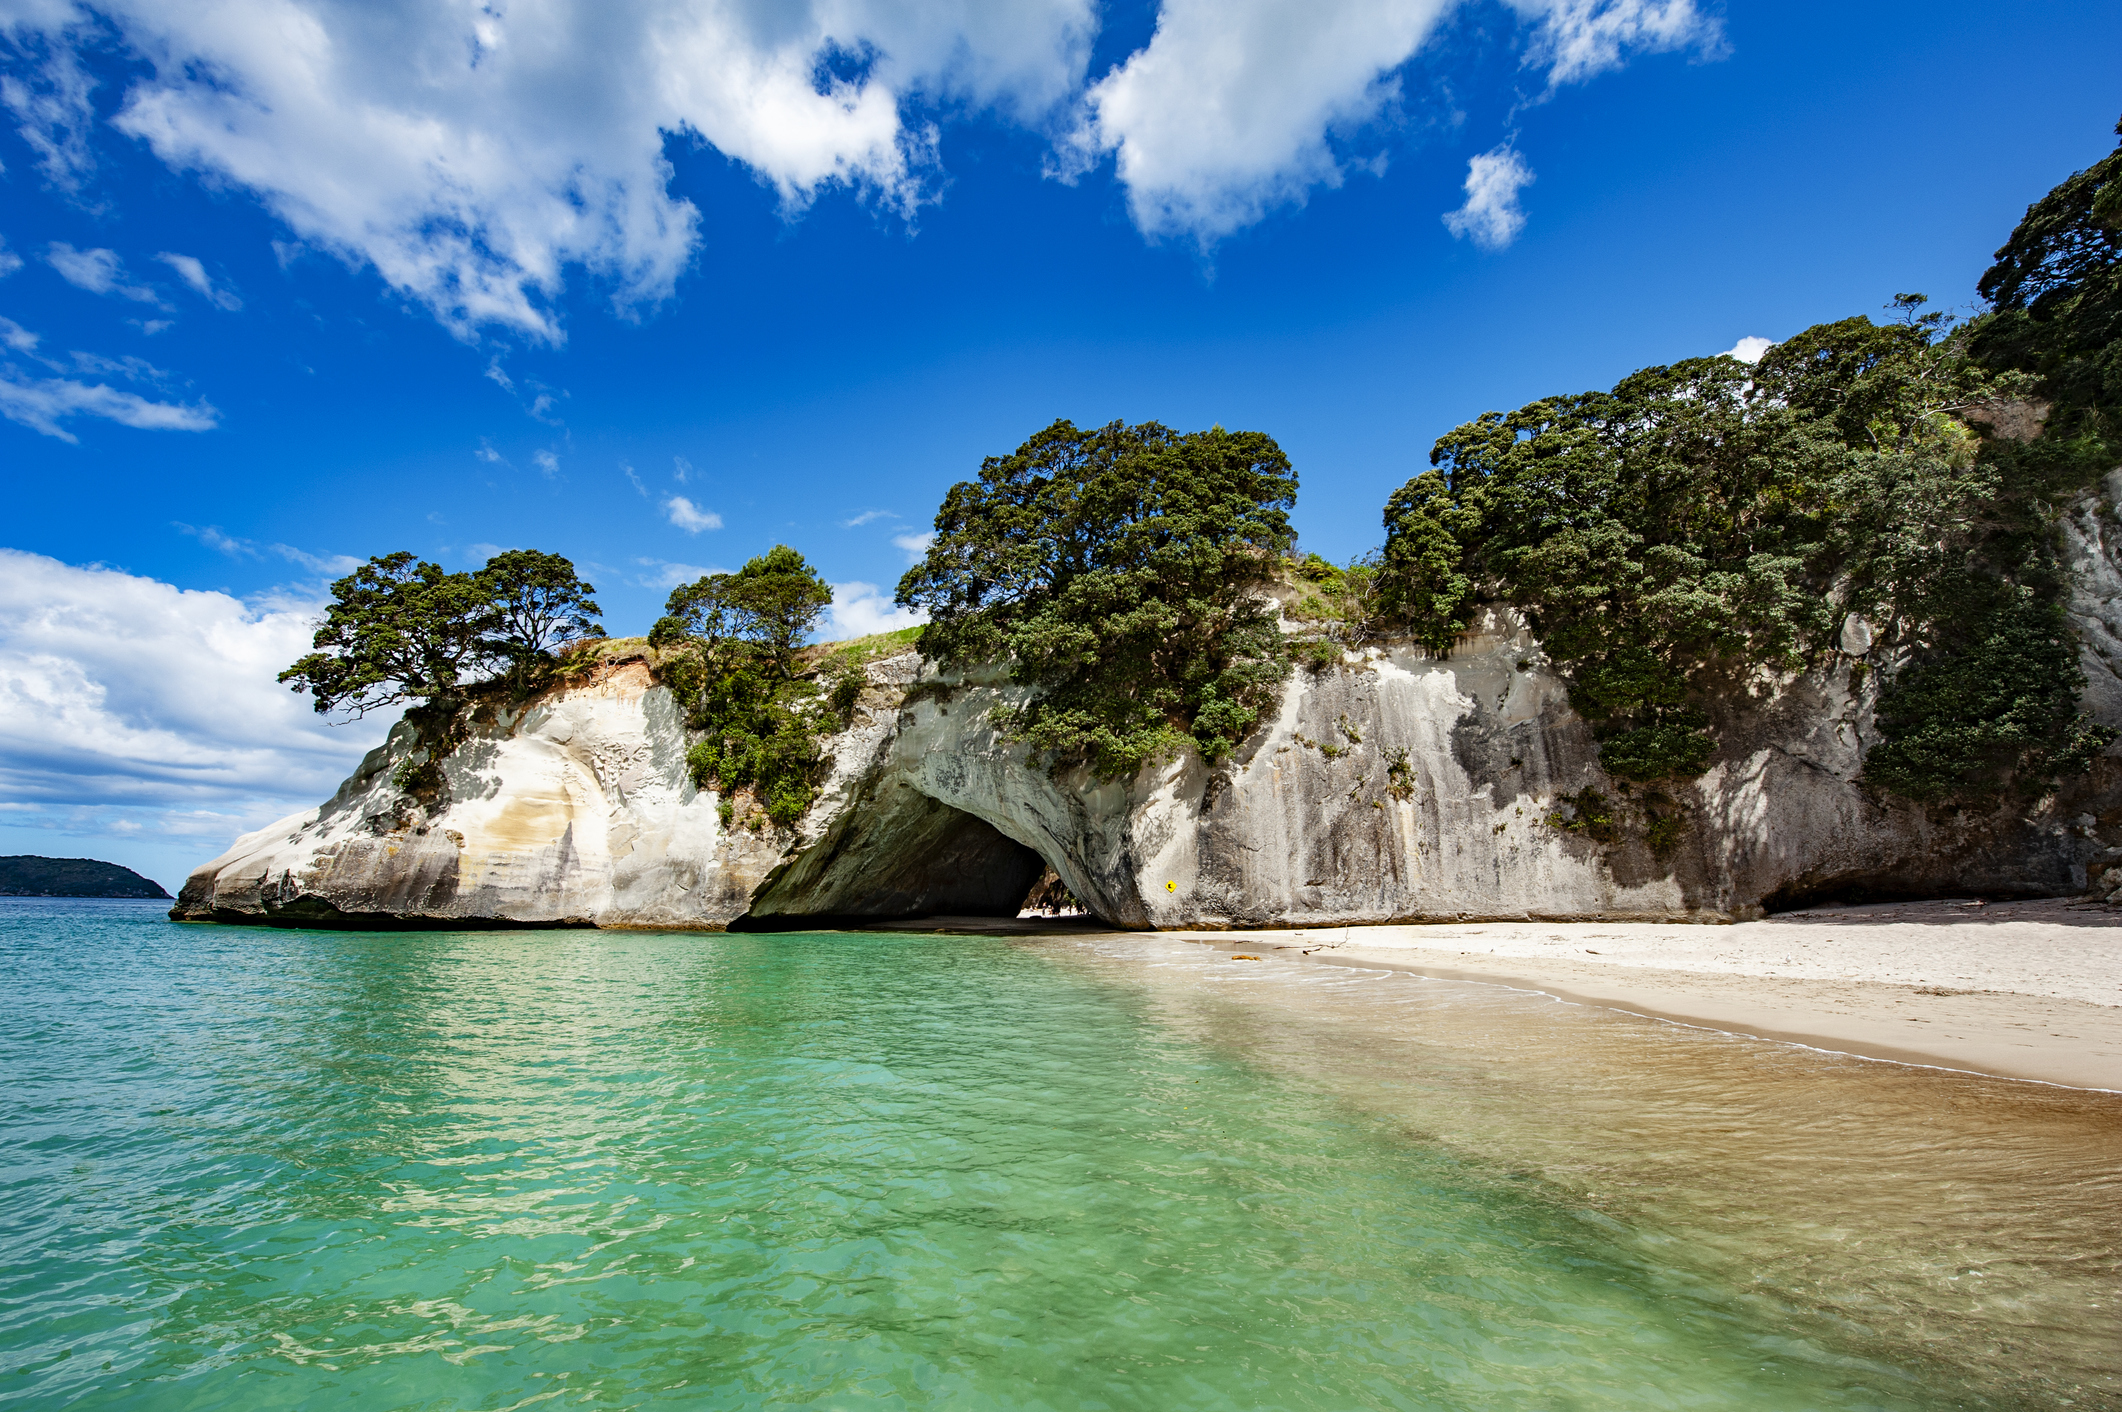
[0,856,171,900]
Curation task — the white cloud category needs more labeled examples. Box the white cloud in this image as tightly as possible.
[45,243,164,304]
[664,495,722,533]
[1442,144,1533,249]
[634,557,719,591]
[891,529,935,562]
[3,0,1096,341]
[155,251,242,310]
[532,448,560,479]
[474,440,505,464]
[0,0,1721,315]
[0,366,217,441]
[822,581,925,641]
[1064,0,1454,244]
[66,349,171,385]
[0,238,22,277]
[1722,335,1773,365]
[623,462,647,497]
[0,549,389,878]
[0,316,37,352]
[0,36,97,187]
[173,521,252,557]
[271,543,362,576]
[1513,0,1723,89]
[672,455,693,483]
[843,509,893,527]
[174,522,361,575]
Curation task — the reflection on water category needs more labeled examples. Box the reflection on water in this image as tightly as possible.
[1049,934,2122,1405]
[0,899,2115,1411]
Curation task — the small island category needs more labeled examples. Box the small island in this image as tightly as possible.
[0,856,171,900]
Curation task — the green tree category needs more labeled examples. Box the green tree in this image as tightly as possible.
[1969,117,2121,441]
[653,546,832,667]
[279,553,495,717]
[897,418,1297,774]
[1862,582,2111,802]
[1377,471,1481,655]
[721,544,834,670]
[652,575,735,652]
[1371,297,2113,800]
[656,546,841,827]
[1382,348,1848,779]
[477,549,603,688]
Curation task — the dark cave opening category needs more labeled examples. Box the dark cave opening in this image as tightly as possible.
[736,786,1054,927]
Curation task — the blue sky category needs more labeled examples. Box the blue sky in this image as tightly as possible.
[1,0,2117,888]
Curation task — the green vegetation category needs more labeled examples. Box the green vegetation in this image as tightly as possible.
[651,546,852,828]
[0,855,169,899]
[1546,788,1618,845]
[479,549,605,691]
[1285,551,1383,652]
[896,418,1297,776]
[281,550,603,719]
[1383,747,1416,800]
[1969,117,2121,445]
[1372,120,2121,804]
[817,624,925,669]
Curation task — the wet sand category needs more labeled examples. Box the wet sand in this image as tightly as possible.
[892,899,2122,1090]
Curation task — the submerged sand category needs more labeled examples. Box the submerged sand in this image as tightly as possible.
[907,898,2122,1090]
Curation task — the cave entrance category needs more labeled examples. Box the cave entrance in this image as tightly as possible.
[738,783,1054,926]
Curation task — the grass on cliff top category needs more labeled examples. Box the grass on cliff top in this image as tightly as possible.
[810,624,923,670]
[579,635,651,660]
[555,627,921,682]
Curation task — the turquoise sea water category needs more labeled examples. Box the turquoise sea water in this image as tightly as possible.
[2,899,2116,1410]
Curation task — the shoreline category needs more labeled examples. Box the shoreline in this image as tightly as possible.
[887,899,2122,1092]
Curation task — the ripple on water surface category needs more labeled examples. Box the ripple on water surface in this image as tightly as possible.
[1,898,2116,1410]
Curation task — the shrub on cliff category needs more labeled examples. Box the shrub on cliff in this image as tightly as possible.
[653,546,844,827]
[896,418,1297,776]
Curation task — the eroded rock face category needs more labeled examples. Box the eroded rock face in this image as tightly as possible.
[171,657,1047,929]
[175,662,771,928]
[178,485,2122,930]
[817,609,2101,928]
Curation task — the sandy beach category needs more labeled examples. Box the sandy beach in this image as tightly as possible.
[900,898,2122,1091]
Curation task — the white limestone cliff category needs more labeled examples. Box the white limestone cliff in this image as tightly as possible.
[174,550,2122,931]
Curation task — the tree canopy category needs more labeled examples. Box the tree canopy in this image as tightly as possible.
[1377,290,2110,801]
[478,550,603,684]
[280,550,601,717]
[1969,118,2121,439]
[652,546,844,827]
[280,553,496,717]
[896,418,1297,775]
[655,544,831,672]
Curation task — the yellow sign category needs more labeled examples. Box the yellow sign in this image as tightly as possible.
[1165,880,1177,893]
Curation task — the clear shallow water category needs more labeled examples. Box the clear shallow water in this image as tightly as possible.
[0,901,2114,1410]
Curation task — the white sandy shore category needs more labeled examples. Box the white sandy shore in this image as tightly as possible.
[1244,897,2122,1007]
[918,898,2122,1091]
[1162,899,2122,1091]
